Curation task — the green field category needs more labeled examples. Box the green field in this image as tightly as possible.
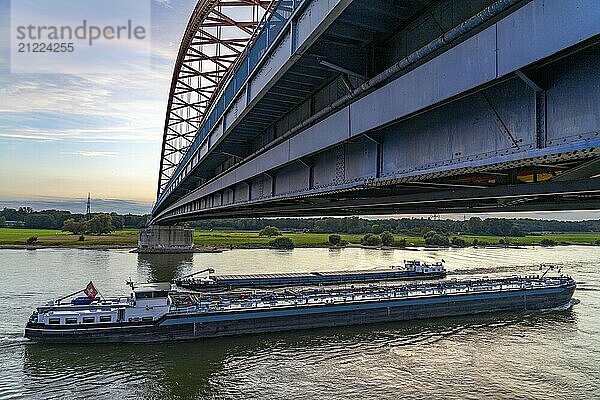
[0,228,139,247]
[0,228,599,248]
[193,231,368,247]
[194,231,600,247]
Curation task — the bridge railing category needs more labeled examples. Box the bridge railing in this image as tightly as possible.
[156,0,301,210]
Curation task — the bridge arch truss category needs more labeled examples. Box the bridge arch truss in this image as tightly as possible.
[158,0,274,197]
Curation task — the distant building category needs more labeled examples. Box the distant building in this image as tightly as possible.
[4,220,25,228]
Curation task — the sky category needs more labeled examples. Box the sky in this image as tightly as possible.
[0,0,197,213]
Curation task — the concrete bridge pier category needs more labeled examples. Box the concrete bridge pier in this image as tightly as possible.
[137,225,194,253]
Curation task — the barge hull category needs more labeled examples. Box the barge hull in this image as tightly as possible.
[25,285,575,343]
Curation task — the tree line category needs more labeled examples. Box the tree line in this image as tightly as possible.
[0,207,148,231]
[190,216,600,236]
[3,206,600,236]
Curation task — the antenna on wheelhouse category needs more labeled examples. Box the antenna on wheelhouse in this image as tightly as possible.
[540,265,555,279]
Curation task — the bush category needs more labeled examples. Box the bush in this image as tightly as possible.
[78,235,85,242]
[328,234,342,246]
[26,236,38,245]
[259,226,282,237]
[87,214,114,234]
[472,238,479,247]
[424,230,437,240]
[269,237,294,249]
[540,238,556,247]
[62,218,87,235]
[361,233,382,246]
[451,236,467,247]
[498,238,512,247]
[394,238,407,247]
[424,233,449,247]
[380,231,394,246]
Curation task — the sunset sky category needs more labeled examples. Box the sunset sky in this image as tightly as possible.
[0,0,196,211]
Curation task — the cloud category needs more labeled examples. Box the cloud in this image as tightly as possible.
[0,73,168,143]
[62,151,119,158]
[0,125,159,143]
[0,0,194,146]
[153,0,173,8]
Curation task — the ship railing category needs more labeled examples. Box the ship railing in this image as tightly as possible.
[166,277,572,313]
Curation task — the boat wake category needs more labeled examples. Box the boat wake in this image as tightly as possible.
[450,265,530,276]
[542,298,580,312]
[0,335,29,347]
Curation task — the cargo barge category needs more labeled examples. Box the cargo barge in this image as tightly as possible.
[25,274,576,343]
[176,259,446,291]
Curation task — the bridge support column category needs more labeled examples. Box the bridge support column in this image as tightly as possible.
[137,225,194,254]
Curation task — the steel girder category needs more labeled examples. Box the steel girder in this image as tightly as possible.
[157,0,274,198]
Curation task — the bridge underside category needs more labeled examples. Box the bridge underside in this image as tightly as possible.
[161,177,600,221]
[153,0,600,224]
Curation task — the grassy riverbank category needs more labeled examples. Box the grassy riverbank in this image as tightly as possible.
[0,228,599,248]
[194,231,600,247]
[0,228,139,247]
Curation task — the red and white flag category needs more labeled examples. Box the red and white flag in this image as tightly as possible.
[84,281,98,300]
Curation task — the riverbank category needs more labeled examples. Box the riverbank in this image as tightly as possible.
[1,228,599,250]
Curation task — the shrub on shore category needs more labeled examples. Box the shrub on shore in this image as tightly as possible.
[540,238,556,247]
[424,231,449,247]
[26,236,38,245]
[380,231,394,246]
[451,236,467,247]
[269,237,294,249]
[87,214,114,235]
[394,238,407,247]
[361,233,382,246]
[259,226,282,237]
[62,218,87,235]
[328,234,342,246]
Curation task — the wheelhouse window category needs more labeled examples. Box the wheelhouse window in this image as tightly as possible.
[99,316,112,323]
[48,318,60,325]
[136,291,168,299]
[82,317,95,323]
[65,318,77,324]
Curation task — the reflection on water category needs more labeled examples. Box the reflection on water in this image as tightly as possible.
[0,247,599,399]
[137,253,193,283]
[18,311,580,400]
[23,312,576,398]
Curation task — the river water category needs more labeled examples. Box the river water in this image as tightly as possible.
[0,246,598,399]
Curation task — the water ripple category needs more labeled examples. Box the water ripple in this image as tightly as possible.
[0,247,599,399]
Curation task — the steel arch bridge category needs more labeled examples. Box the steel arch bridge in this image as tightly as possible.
[153,0,600,224]
[158,0,274,196]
